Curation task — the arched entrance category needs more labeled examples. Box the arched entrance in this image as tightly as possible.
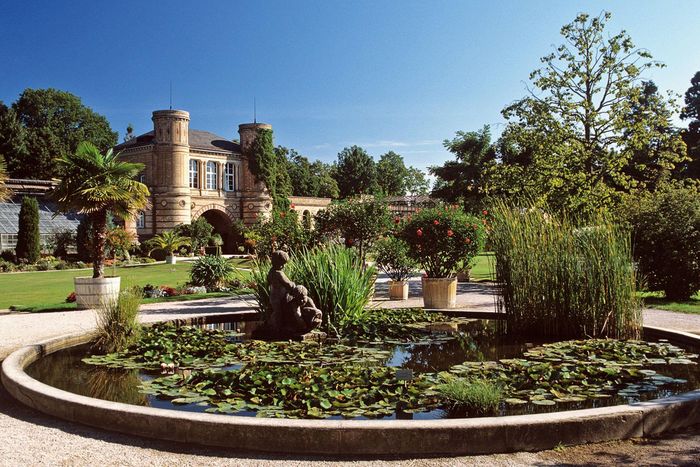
[195,208,235,254]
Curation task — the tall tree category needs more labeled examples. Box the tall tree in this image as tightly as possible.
[0,156,10,202]
[376,151,408,196]
[333,145,377,198]
[0,102,28,178]
[404,166,430,197]
[499,12,684,214]
[430,126,496,212]
[16,196,41,263]
[309,160,340,198]
[7,89,117,179]
[680,71,700,179]
[622,81,687,191]
[276,147,339,199]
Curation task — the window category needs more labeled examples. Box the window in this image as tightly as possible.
[189,160,198,188]
[206,161,218,190]
[225,162,236,191]
[136,211,146,229]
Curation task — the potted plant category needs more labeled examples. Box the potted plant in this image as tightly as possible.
[374,236,416,300]
[51,141,150,309]
[147,230,190,264]
[400,206,484,308]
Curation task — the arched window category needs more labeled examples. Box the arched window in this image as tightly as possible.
[189,160,198,188]
[206,161,217,189]
[224,162,236,191]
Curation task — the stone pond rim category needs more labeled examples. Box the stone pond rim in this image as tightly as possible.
[2,312,700,456]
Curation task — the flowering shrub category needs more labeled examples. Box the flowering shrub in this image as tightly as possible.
[65,291,77,303]
[399,206,485,278]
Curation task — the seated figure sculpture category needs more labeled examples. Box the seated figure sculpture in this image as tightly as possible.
[265,250,323,338]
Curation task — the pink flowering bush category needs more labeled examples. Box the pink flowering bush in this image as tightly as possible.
[399,206,485,278]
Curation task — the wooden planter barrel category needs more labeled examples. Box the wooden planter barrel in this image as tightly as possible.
[421,277,457,308]
[165,256,177,265]
[388,280,409,300]
[74,276,121,310]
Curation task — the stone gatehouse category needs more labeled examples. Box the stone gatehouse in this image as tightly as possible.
[115,109,331,253]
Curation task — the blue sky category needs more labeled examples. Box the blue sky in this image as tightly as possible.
[1,1,698,172]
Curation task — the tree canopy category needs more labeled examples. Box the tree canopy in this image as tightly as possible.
[333,145,378,198]
[495,12,685,214]
[279,147,339,198]
[376,151,408,196]
[430,126,496,212]
[1,89,117,179]
[680,71,700,179]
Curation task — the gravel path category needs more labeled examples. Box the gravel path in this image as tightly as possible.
[1,281,700,466]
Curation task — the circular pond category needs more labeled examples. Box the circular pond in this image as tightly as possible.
[3,310,700,455]
[24,318,700,421]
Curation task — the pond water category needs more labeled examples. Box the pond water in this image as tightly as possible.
[26,319,700,420]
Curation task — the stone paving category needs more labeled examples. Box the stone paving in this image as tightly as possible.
[1,278,700,465]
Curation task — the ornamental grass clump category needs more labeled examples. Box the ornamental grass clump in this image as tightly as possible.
[436,376,502,415]
[489,201,642,339]
[93,287,142,353]
[399,206,485,278]
[248,245,375,335]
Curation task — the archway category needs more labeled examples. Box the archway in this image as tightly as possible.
[199,209,235,254]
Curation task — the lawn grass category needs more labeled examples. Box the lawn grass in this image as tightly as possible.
[638,291,700,315]
[470,252,495,282]
[0,259,251,311]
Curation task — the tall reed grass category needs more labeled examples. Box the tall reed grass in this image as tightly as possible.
[490,201,642,339]
[248,245,376,336]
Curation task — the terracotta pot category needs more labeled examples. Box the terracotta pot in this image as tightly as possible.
[421,277,457,309]
[388,280,409,300]
[74,276,121,310]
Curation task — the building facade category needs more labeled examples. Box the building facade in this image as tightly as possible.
[115,109,334,253]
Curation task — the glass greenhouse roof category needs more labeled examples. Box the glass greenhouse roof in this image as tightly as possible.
[0,198,81,234]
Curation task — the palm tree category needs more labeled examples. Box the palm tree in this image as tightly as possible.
[51,142,150,278]
[0,156,11,202]
[147,230,190,257]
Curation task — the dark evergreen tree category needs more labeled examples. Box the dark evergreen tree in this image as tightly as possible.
[16,196,40,263]
[680,71,700,179]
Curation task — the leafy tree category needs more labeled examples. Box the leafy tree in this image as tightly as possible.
[430,126,496,212]
[279,147,340,198]
[376,151,408,196]
[498,12,684,214]
[404,166,430,197]
[51,142,150,278]
[621,81,687,191]
[176,217,214,253]
[0,156,10,202]
[146,230,190,257]
[6,89,117,179]
[333,146,378,198]
[0,102,28,178]
[314,197,391,264]
[680,71,700,179]
[620,184,700,300]
[310,160,340,198]
[248,207,307,259]
[16,196,40,263]
[249,129,291,209]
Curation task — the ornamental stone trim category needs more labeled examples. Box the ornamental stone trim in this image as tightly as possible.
[191,204,238,223]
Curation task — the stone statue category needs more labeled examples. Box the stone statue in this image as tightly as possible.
[264,250,323,338]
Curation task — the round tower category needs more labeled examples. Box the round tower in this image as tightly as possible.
[152,110,192,232]
[238,122,273,225]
